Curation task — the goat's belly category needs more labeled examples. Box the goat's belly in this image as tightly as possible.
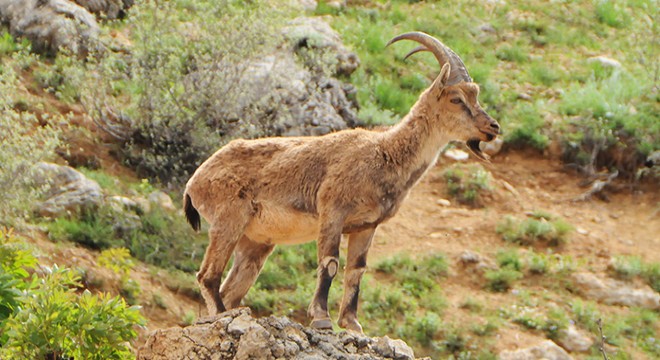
[244,207,319,245]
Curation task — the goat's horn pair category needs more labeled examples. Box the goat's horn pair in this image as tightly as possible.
[387,31,472,85]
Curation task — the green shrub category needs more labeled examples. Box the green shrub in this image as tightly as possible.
[496,249,523,271]
[503,102,550,150]
[0,66,62,227]
[485,268,523,292]
[526,252,549,274]
[99,248,141,304]
[411,312,442,346]
[443,164,492,207]
[642,262,660,293]
[48,205,207,273]
[83,0,301,186]
[497,213,573,246]
[0,230,144,359]
[595,0,631,28]
[610,255,644,280]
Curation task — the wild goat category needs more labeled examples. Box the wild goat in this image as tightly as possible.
[183,32,500,332]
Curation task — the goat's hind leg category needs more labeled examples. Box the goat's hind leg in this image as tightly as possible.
[219,236,274,309]
[197,208,251,316]
[338,228,375,333]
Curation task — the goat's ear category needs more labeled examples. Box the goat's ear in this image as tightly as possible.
[433,63,451,90]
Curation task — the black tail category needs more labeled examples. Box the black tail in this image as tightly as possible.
[184,193,201,232]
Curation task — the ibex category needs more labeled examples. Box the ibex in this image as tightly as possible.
[184,32,500,332]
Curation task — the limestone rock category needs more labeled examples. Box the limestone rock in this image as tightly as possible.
[587,55,622,68]
[148,191,176,212]
[283,16,359,76]
[556,325,593,353]
[0,0,102,56]
[34,162,103,217]
[138,307,423,360]
[499,340,573,360]
[480,137,504,156]
[572,272,660,310]
[73,0,133,19]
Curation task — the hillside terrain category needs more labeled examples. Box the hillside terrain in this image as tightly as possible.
[0,0,658,359]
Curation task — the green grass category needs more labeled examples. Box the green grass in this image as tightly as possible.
[497,212,574,246]
[328,0,658,177]
[443,163,493,207]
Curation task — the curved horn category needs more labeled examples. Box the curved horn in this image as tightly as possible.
[403,46,428,61]
[387,31,472,85]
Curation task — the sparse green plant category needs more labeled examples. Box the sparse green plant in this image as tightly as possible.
[485,268,523,292]
[180,310,196,326]
[459,298,483,313]
[504,103,549,150]
[527,252,550,274]
[411,312,442,346]
[610,255,644,280]
[497,213,574,246]
[496,249,523,271]
[0,66,63,227]
[152,293,167,309]
[595,0,631,28]
[642,262,660,293]
[571,299,601,333]
[443,164,492,207]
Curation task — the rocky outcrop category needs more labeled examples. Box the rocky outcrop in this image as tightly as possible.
[555,325,593,353]
[138,308,422,360]
[194,16,361,139]
[572,272,660,310]
[73,0,133,19]
[0,0,101,56]
[34,162,103,217]
[499,340,573,360]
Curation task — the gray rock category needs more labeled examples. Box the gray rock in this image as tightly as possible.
[499,340,573,360]
[480,137,504,156]
[0,0,102,56]
[148,191,176,212]
[138,308,421,360]
[373,336,415,360]
[283,16,359,76]
[587,55,622,68]
[34,162,103,217]
[556,324,593,353]
[572,272,660,310]
[73,0,133,20]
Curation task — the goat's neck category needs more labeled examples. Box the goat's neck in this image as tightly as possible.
[382,93,450,175]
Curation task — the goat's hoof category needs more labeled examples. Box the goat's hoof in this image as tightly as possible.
[339,319,363,334]
[310,318,333,330]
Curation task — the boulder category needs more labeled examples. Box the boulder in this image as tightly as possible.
[138,307,423,360]
[556,325,593,353]
[0,0,102,56]
[499,340,573,360]
[34,162,103,217]
[282,16,360,76]
[148,191,176,212]
[73,0,133,19]
[572,272,660,310]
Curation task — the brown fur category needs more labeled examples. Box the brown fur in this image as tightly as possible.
[185,58,500,331]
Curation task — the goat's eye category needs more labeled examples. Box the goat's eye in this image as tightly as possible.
[450,98,462,104]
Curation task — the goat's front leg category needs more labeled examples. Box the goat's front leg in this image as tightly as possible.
[338,227,375,333]
[308,217,344,330]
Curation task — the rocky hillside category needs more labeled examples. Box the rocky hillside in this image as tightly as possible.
[0,0,658,360]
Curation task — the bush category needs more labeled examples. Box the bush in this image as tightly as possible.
[485,268,523,292]
[497,212,574,246]
[0,229,145,359]
[84,0,302,186]
[48,205,207,273]
[0,65,62,227]
[443,164,492,207]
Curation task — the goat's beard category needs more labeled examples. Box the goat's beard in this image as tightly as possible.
[467,139,491,162]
